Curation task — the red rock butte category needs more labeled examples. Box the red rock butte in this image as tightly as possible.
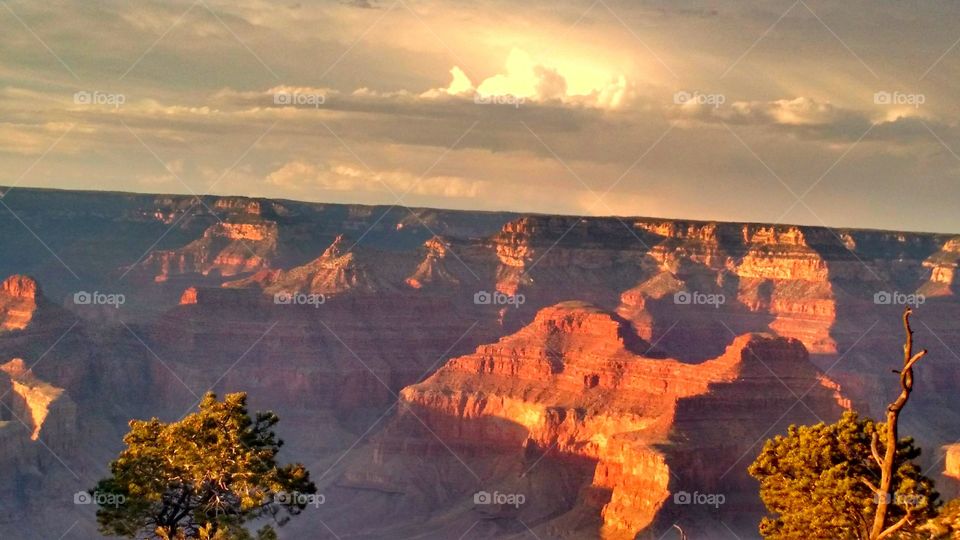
[370,302,850,538]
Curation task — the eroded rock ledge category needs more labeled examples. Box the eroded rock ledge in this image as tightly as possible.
[392,302,849,538]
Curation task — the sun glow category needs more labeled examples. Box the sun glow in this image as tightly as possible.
[429,47,631,109]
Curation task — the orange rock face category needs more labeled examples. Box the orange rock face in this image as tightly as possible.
[945,444,960,479]
[131,220,278,281]
[921,237,960,297]
[405,236,462,290]
[393,302,848,538]
[0,359,75,442]
[0,276,41,331]
[179,286,199,305]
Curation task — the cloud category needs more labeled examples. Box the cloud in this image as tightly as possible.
[265,161,485,199]
[341,0,380,9]
[422,48,633,109]
[137,159,185,186]
[727,97,853,126]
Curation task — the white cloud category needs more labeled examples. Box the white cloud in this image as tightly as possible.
[422,48,633,109]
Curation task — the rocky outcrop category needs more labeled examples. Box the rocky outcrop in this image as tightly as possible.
[388,303,848,538]
[921,237,960,297]
[0,276,42,332]
[734,226,837,353]
[945,443,960,480]
[491,217,654,301]
[405,237,462,290]
[0,359,76,447]
[130,220,279,282]
[224,235,403,296]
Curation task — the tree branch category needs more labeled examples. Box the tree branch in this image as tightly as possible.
[876,508,912,540]
[871,432,883,467]
[870,307,926,540]
[903,351,927,375]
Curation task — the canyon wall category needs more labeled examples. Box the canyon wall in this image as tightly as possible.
[0,188,957,538]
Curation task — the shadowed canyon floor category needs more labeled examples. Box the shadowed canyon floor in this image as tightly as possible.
[0,187,959,538]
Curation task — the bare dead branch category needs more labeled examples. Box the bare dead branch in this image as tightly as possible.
[869,307,928,539]
[870,432,883,467]
[876,508,913,540]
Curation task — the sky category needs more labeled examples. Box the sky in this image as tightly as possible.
[2,0,960,233]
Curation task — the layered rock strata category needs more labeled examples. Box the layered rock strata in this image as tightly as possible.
[381,303,848,538]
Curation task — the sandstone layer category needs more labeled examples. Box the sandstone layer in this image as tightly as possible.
[348,303,849,538]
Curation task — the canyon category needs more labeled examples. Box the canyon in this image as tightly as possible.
[0,187,958,539]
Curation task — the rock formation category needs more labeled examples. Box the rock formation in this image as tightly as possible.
[921,237,960,297]
[223,234,395,296]
[131,220,279,282]
[0,359,76,446]
[351,303,849,538]
[0,276,42,331]
[405,236,463,290]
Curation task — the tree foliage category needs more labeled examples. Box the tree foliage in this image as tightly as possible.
[916,498,960,538]
[93,392,316,539]
[748,411,938,539]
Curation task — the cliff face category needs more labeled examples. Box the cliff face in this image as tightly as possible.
[0,357,78,528]
[733,226,837,353]
[921,237,960,297]
[224,235,396,296]
[132,220,279,282]
[405,236,463,290]
[497,218,945,359]
[0,276,42,331]
[0,359,77,447]
[384,303,848,538]
[491,217,655,303]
